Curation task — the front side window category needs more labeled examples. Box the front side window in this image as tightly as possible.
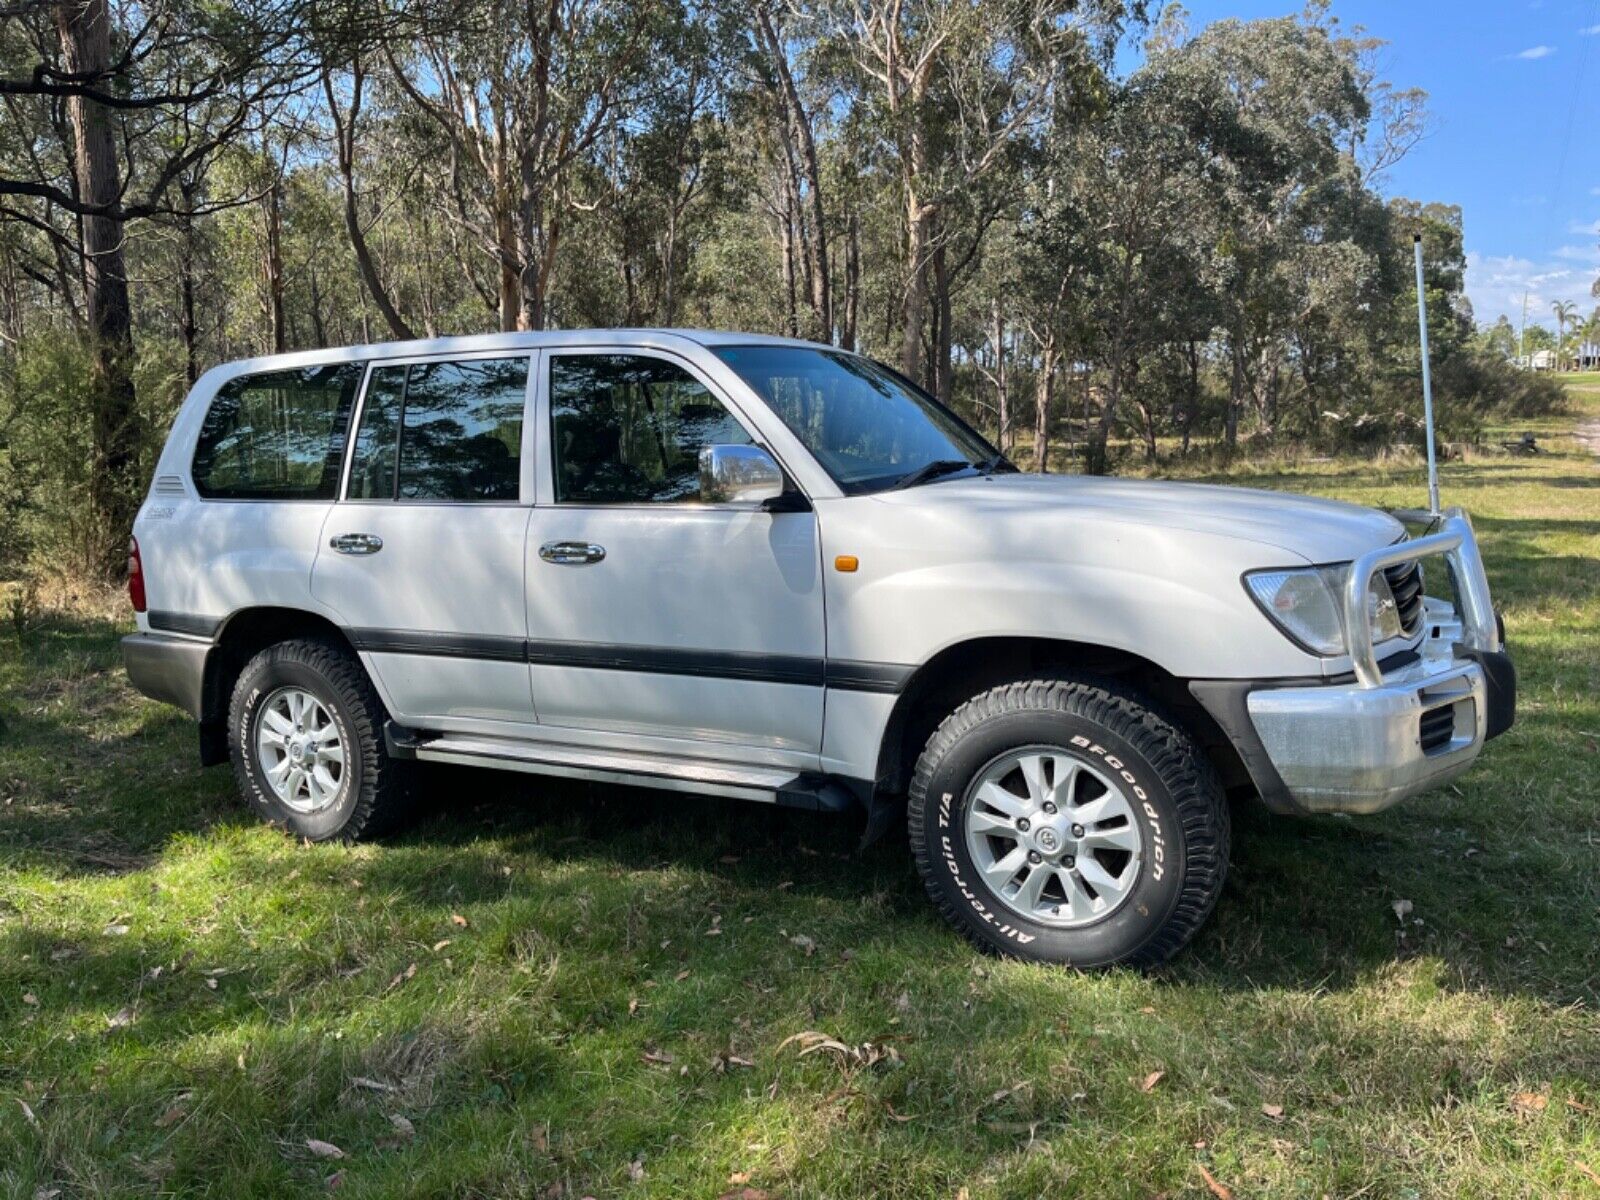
[550,354,752,504]
[192,364,362,499]
[345,357,527,502]
[712,346,996,494]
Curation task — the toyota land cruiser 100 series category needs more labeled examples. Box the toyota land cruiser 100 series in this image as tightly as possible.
[121,330,1516,967]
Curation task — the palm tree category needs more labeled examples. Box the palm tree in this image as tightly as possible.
[1552,300,1579,371]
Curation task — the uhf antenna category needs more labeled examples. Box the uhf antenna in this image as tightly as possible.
[1413,233,1441,515]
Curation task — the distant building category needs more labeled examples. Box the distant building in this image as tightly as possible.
[1578,342,1600,371]
[1527,349,1558,371]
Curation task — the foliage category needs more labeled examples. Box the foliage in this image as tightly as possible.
[0,0,1573,576]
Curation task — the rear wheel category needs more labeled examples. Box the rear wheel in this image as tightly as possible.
[907,678,1229,968]
[227,637,412,841]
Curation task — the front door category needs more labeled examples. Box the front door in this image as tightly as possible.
[312,351,537,732]
[523,348,825,767]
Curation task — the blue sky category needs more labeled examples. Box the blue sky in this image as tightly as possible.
[1126,1,1600,330]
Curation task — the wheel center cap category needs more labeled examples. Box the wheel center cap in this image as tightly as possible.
[1036,827,1060,853]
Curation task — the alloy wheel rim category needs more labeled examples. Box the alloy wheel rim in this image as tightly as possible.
[962,745,1144,929]
[255,687,346,814]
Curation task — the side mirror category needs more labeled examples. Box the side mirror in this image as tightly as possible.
[698,444,787,506]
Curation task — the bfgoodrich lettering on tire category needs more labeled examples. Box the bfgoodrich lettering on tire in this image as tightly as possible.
[228,637,412,842]
[907,678,1229,968]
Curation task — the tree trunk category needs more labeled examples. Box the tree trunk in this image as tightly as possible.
[842,212,860,352]
[932,235,952,403]
[261,173,285,353]
[990,301,1009,451]
[324,67,416,341]
[1033,342,1058,473]
[57,0,140,574]
[901,192,933,381]
[177,183,199,384]
[757,10,830,341]
[1227,334,1245,449]
[495,196,519,332]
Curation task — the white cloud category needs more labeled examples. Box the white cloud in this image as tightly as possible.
[1512,45,1557,59]
[1465,248,1599,328]
[1581,23,1600,35]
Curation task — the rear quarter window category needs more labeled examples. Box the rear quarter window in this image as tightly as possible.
[191,364,363,500]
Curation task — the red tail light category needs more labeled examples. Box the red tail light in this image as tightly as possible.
[128,536,147,613]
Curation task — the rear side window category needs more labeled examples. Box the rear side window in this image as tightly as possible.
[346,357,528,502]
[191,364,362,500]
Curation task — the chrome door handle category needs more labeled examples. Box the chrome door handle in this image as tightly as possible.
[330,533,383,555]
[539,540,605,565]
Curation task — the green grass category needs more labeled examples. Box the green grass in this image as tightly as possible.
[3,397,1598,1199]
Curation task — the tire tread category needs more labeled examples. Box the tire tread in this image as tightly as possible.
[907,677,1230,968]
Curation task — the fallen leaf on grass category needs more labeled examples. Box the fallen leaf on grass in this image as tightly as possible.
[776,1030,900,1070]
[349,1076,396,1094]
[674,969,690,982]
[789,934,816,956]
[153,1096,192,1128]
[386,963,418,991]
[21,993,38,1006]
[627,1157,645,1182]
[325,1170,344,1190]
[306,1138,345,1160]
[103,924,130,937]
[1566,1097,1594,1114]
[1261,1103,1285,1121]
[641,1048,675,1066]
[432,939,452,953]
[450,913,469,927]
[1511,1091,1549,1116]
[1391,898,1413,924]
[106,1006,136,1030]
[17,1098,39,1130]
[388,1114,415,1139]
[728,1172,751,1184]
[1197,1163,1234,1199]
[1573,1160,1600,1187]
[1138,1070,1164,1093]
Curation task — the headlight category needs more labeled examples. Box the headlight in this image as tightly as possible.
[1245,564,1403,657]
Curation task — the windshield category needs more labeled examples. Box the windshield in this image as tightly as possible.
[712,345,999,494]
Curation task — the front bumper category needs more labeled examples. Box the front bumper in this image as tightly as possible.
[1192,509,1515,817]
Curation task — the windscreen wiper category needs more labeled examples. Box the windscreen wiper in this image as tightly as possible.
[890,459,974,490]
[976,451,1018,475]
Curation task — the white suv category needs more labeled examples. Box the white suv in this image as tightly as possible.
[122,330,1516,967]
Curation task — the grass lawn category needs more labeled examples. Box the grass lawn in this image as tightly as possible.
[2,394,1597,1199]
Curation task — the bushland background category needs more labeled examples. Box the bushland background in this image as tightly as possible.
[0,0,1582,588]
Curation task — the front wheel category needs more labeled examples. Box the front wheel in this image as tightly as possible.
[907,678,1229,968]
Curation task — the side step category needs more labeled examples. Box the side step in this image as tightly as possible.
[384,722,857,812]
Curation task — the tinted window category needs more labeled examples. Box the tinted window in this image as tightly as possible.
[348,366,403,500]
[551,354,751,504]
[192,364,362,499]
[344,357,527,502]
[712,346,993,494]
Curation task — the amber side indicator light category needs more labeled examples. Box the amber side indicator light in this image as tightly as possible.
[834,555,859,573]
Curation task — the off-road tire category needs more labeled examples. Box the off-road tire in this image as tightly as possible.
[228,637,413,841]
[908,678,1229,968]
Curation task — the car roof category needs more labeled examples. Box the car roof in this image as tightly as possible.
[198,328,836,381]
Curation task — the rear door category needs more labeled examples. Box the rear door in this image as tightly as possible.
[522,347,825,767]
[311,351,537,733]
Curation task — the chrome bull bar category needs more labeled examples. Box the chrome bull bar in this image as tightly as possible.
[1343,507,1501,687]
